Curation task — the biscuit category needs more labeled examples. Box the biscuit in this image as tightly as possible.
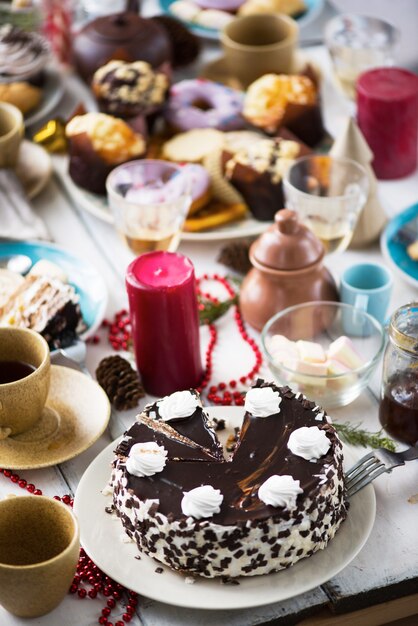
[0,82,42,115]
[162,128,225,163]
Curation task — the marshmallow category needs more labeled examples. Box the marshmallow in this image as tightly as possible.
[296,340,326,363]
[326,358,357,390]
[328,336,364,370]
[268,335,299,358]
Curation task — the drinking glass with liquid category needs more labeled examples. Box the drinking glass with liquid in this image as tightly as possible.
[106,160,191,255]
[379,304,418,446]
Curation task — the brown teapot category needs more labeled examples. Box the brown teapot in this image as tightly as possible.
[73,12,172,83]
[240,209,339,331]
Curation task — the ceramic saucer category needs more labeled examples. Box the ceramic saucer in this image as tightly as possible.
[0,365,110,470]
[15,140,52,199]
[201,51,322,90]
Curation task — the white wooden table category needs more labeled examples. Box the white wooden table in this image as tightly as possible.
[1,14,418,626]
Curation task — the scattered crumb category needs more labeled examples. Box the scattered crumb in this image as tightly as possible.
[101,483,113,496]
[155,567,164,574]
[135,555,142,560]
[213,418,226,432]
[185,577,195,584]
[120,533,134,544]
[408,493,418,504]
[105,505,115,515]
[221,576,240,585]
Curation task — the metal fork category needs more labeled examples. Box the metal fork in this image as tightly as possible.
[345,446,418,498]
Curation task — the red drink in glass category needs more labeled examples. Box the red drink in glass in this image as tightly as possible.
[126,251,203,396]
[357,67,418,180]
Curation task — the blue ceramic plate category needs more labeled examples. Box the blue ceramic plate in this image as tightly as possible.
[159,0,324,40]
[0,240,108,339]
[380,202,418,288]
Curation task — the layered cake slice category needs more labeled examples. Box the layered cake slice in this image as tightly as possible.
[110,381,348,578]
[0,274,84,349]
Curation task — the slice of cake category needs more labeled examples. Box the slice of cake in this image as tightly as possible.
[0,274,84,349]
[110,380,348,579]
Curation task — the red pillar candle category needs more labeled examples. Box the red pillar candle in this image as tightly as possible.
[126,251,203,396]
[356,68,418,180]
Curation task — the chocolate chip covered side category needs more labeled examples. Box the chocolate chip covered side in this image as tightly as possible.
[109,381,348,578]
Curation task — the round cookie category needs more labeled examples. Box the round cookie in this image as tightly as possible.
[162,128,224,163]
[0,82,41,114]
[165,79,244,132]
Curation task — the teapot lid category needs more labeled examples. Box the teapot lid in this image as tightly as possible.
[251,209,324,271]
[83,12,152,43]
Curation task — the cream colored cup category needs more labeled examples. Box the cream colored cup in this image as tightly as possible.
[0,327,50,438]
[221,14,299,88]
[0,496,80,618]
[0,102,23,167]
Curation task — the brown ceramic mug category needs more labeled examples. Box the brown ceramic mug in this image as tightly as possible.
[0,495,79,617]
[0,327,50,439]
[221,14,298,88]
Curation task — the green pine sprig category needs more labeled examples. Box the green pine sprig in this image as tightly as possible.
[334,422,396,451]
[198,295,238,325]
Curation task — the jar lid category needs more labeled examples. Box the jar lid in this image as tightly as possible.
[251,209,324,271]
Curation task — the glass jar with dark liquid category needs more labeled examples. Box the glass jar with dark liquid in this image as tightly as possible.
[379,303,418,445]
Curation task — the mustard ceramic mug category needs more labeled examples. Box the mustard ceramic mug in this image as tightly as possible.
[221,14,299,88]
[0,327,50,438]
[0,102,23,167]
[0,495,79,617]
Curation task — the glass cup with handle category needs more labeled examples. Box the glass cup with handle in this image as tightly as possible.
[106,160,191,256]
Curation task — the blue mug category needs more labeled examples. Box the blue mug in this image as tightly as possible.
[341,263,393,330]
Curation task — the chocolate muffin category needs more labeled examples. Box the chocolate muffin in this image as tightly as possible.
[92,60,169,119]
[222,136,310,221]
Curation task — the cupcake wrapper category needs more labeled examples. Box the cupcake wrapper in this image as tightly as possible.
[203,149,244,206]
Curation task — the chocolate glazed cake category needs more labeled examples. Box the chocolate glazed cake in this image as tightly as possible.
[110,381,348,579]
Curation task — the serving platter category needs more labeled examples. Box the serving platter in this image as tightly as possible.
[159,0,324,41]
[74,406,376,610]
[380,201,418,289]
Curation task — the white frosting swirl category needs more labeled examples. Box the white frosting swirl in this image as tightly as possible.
[244,387,282,417]
[258,474,303,509]
[126,442,167,477]
[287,426,331,461]
[157,390,201,421]
[181,485,223,519]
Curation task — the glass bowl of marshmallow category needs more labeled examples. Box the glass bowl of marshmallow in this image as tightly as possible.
[261,301,385,409]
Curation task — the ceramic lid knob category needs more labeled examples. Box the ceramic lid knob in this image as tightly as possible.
[251,209,324,271]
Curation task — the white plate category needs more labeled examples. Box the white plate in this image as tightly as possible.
[74,406,376,610]
[25,67,65,128]
[54,156,270,240]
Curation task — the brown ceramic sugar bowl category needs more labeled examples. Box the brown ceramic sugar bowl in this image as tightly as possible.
[0,495,79,617]
[240,209,339,331]
[0,327,50,438]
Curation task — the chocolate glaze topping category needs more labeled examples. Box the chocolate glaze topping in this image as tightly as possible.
[116,381,341,526]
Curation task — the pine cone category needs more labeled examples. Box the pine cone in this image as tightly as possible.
[152,16,201,68]
[96,355,145,411]
[217,239,254,275]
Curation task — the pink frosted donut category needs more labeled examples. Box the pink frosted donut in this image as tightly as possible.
[165,79,244,132]
[194,0,245,10]
[179,163,211,212]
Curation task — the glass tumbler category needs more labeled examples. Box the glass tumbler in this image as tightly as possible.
[106,160,191,256]
[325,13,399,100]
[283,155,369,255]
[379,303,418,446]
